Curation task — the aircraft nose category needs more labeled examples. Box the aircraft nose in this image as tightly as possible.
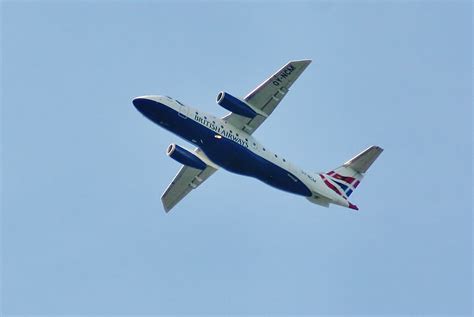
[132,97,148,113]
[132,96,166,125]
[132,96,158,118]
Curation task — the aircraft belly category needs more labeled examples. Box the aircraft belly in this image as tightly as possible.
[200,137,312,197]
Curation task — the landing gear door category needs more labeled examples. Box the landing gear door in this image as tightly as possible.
[177,103,189,119]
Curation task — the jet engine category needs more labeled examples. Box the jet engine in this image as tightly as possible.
[166,144,207,170]
[216,91,264,118]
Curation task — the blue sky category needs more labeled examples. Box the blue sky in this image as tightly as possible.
[1,1,472,315]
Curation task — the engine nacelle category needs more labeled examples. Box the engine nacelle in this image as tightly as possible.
[216,91,260,118]
[166,144,207,170]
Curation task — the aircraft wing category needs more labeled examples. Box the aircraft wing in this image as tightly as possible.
[161,150,217,213]
[223,59,312,134]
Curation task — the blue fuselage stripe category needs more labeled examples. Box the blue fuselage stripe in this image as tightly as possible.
[136,99,312,197]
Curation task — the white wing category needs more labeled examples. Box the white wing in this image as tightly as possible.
[223,59,312,134]
[161,149,217,213]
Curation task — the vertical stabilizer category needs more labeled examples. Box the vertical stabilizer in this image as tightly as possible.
[318,146,383,210]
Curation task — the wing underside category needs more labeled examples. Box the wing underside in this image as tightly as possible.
[161,164,216,212]
[224,59,312,134]
[161,148,217,212]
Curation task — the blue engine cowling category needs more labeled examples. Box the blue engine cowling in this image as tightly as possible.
[216,91,257,118]
[166,144,207,170]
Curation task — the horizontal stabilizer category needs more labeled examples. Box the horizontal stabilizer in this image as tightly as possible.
[343,146,383,174]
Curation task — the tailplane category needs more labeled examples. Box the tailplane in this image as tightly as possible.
[324,146,383,199]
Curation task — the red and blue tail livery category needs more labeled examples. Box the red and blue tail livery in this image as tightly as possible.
[314,146,383,209]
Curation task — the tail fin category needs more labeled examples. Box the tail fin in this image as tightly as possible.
[324,146,383,198]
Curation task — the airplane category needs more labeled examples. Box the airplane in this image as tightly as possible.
[133,59,383,213]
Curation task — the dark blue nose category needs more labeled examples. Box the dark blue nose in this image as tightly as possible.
[133,97,151,114]
[133,97,157,118]
[132,97,168,125]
